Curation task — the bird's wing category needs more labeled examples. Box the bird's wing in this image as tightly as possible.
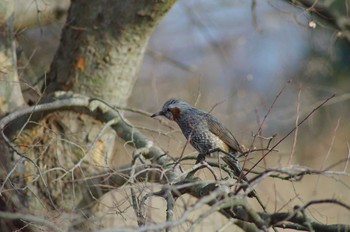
[204,113,242,153]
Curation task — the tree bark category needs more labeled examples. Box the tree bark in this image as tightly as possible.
[13,0,70,30]
[45,0,176,106]
[0,0,25,114]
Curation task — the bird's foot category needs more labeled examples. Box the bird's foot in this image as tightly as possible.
[195,154,206,164]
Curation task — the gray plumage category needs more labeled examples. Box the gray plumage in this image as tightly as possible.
[152,99,256,197]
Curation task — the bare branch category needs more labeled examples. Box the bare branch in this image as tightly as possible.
[0,211,62,232]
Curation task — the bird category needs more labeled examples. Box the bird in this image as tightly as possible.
[151,99,256,197]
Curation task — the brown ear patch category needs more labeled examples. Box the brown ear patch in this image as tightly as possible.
[170,107,181,120]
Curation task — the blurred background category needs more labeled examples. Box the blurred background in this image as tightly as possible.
[15,0,350,230]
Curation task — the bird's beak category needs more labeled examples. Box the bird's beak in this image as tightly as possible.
[151,111,162,118]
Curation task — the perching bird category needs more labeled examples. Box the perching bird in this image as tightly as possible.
[151,99,256,197]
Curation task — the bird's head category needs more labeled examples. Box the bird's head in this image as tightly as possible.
[151,99,191,121]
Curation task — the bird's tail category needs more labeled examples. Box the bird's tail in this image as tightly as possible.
[221,155,256,198]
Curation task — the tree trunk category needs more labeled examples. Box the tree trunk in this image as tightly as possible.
[1,1,176,231]
[45,0,175,105]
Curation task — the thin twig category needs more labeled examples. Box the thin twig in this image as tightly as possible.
[240,81,291,184]
[244,94,335,178]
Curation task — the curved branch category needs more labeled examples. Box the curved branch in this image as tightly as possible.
[0,92,180,178]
